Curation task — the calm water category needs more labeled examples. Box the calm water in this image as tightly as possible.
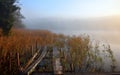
[53,30,120,71]
[32,72,118,75]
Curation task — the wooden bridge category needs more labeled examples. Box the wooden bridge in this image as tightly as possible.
[19,46,63,75]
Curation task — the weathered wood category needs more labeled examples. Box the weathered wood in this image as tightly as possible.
[9,52,12,71]
[53,58,63,75]
[24,47,48,75]
[16,52,20,67]
[24,49,40,70]
[22,46,64,75]
[53,47,63,75]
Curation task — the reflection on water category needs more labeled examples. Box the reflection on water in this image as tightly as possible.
[53,30,120,71]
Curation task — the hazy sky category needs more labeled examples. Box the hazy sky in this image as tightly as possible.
[20,0,120,19]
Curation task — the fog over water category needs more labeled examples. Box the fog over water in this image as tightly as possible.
[24,16,120,48]
[23,16,120,70]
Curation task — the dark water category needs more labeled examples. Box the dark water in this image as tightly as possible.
[31,72,117,75]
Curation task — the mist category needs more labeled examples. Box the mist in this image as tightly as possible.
[23,16,120,48]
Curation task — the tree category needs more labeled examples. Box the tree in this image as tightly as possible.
[13,9,25,28]
[0,0,21,35]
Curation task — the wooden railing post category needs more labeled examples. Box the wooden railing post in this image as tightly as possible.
[16,52,20,68]
[9,52,12,71]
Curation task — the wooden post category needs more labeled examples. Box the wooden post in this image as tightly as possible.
[31,45,34,56]
[53,47,63,75]
[9,52,12,71]
[54,58,63,75]
[16,52,20,68]
[35,41,38,51]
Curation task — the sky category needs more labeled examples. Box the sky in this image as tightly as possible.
[20,0,120,19]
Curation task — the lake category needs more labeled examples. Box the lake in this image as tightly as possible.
[52,30,120,71]
[31,72,120,75]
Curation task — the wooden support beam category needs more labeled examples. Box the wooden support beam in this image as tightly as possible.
[9,52,12,71]
[16,52,20,68]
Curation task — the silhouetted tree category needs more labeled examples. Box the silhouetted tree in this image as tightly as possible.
[13,8,25,28]
[0,0,22,35]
